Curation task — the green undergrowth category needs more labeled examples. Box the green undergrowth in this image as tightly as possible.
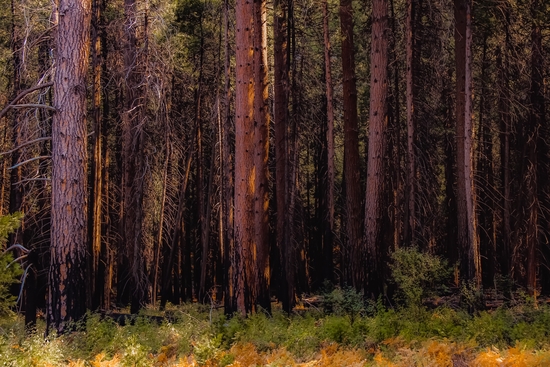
[1,300,550,366]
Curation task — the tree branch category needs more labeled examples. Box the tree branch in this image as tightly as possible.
[8,156,51,170]
[0,82,54,120]
[0,136,52,157]
[11,104,56,111]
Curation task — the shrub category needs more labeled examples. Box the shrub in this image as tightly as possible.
[0,212,24,315]
[321,285,364,322]
[390,247,452,309]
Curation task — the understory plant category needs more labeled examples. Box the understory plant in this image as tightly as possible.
[0,212,24,315]
[390,246,452,310]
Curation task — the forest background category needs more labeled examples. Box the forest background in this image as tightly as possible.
[0,0,548,349]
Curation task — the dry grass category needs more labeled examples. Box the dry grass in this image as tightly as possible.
[54,341,550,366]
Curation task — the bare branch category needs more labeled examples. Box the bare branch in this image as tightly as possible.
[6,254,28,269]
[4,244,29,254]
[0,82,54,120]
[0,136,52,157]
[11,104,56,111]
[14,177,51,184]
[8,156,51,170]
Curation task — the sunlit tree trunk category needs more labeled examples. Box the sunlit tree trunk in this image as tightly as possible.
[233,0,269,315]
[88,0,103,310]
[48,0,91,334]
[234,0,256,314]
[253,0,270,312]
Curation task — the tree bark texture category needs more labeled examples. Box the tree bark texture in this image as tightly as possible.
[274,0,294,312]
[404,0,416,246]
[234,0,269,315]
[222,0,235,314]
[339,0,362,289]
[454,0,480,287]
[253,0,270,312]
[88,0,103,310]
[322,0,335,283]
[48,0,91,334]
[365,0,389,298]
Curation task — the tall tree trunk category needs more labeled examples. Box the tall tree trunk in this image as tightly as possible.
[88,0,103,310]
[233,0,269,314]
[274,0,293,312]
[48,0,91,334]
[253,0,270,312]
[322,0,334,283]
[101,10,113,309]
[497,19,511,278]
[234,0,255,311]
[339,0,362,289]
[525,0,544,295]
[454,0,480,287]
[122,0,147,313]
[222,0,235,315]
[477,36,496,288]
[365,0,389,298]
[404,0,416,246]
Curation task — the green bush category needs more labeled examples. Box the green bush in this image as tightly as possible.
[390,247,452,309]
[0,212,24,315]
[321,285,364,322]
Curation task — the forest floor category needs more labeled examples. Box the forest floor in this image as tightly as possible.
[2,296,550,366]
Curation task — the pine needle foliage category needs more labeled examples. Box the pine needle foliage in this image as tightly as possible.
[0,212,24,315]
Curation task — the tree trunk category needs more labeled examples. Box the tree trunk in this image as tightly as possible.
[274,0,293,312]
[48,0,91,333]
[253,0,270,312]
[339,0,362,289]
[122,0,147,313]
[404,0,416,246]
[477,37,496,288]
[497,21,511,278]
[221,0,235,315]
[322,0,334,283]
[525,0,544,295]
[365,0,389,298]
[88,0,103,310]
[233,0,269,315]
[454,0,480,287]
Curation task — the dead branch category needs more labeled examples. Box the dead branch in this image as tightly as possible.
[0,136,52,157]
[8,156,51,170]
[0,82,54,120]
[11,104,56,111]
